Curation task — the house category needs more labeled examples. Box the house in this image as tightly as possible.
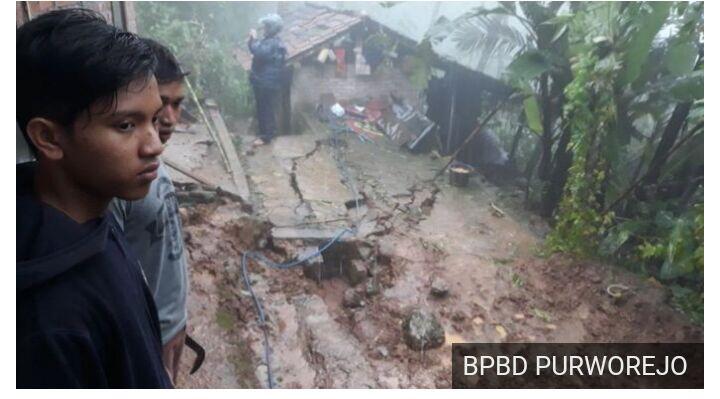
[235,2,513,162]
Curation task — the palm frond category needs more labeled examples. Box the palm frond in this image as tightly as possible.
[451,14,530,70]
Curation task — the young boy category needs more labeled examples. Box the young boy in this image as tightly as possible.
[17,9,171,388]
[111,38,192,384]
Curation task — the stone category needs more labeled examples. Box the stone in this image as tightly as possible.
[472,317,484,325]
[495,324,508,340]
[343,289,365,309]
[271,227,337,242]
[344,259,369,286]
[299,246,330,282]
[365,278,380,297]
[377,346,390,358]
[379,375,400,388]
[357,244,374,260]
[513,313,525,321]
[430,278,450,298]
[176,190,216,205]
[451,310,467,322]
[402,308,445,351]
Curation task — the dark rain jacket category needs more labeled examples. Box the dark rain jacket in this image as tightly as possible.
[16,162,172,388]
[248,35,287,89]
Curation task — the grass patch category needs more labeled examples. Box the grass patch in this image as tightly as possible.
[511,272,525,288]
[532,307,553,323]
[215,307,237,331]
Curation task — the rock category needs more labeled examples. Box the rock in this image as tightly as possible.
[430,278,449,298]
[451,310,467,322]
[544,323,557,331]
[379,375,400,388]
[176,190,216,205]
[513,313,525,321]
[472,317,484,325]
[368,264,380,277]
[343,289,365,309]
[299,246,328,282]
[377,346,390,358]
[357,244,374,260]
[365,278,380,297]
[402,308,445,351]
[271,227,337,242]
[344,259,368,286]
[222,216,273,249]
[495,324,508,340]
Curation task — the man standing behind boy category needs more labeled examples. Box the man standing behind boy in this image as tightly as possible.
[17,9,171,388]
[112,39,191,384]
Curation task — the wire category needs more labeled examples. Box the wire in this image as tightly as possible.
[240,114,363,388]
[240,227,353,388]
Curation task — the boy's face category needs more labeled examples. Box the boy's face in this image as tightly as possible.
[61,76,164,201]
[158,80,185,144]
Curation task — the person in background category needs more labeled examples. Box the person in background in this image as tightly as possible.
[248,13,287,147]
[16,8,171,388]
[111,38,198,385]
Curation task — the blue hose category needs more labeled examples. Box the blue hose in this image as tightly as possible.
[240,118,362,388]
[240,227,354,388]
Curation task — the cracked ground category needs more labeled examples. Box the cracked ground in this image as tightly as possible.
[167,117,702,388]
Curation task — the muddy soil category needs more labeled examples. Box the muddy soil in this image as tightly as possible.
[173,121,702,389]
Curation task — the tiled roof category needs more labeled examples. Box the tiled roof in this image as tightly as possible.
[235,7,363,70]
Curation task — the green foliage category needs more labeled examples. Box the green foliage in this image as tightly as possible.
[638,203,703,281]
[507,50,552,81]
[523,96,542,134]
[618,2,672,86]
[547,51,617,256]
[404,39,435,91]
[451,13,529,71]
[665,41,698,76]
[546,2,703,322]
[436,1,703,322]
[136,2,257,122]
[669,285,703,324]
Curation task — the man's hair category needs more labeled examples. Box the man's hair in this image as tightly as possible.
[142,38,188,84]
[16,8,157,153]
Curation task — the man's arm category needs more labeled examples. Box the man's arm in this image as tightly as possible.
[248,37,283,63]
[17,331,107,388]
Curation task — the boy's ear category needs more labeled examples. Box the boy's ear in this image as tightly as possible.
[25,118,66,161]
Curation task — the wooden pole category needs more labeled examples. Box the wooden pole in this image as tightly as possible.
[184,77,232,174]
[433,94,512,181]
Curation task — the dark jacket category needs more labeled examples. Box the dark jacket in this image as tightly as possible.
[16,162,172,388]
[248,35,287,89]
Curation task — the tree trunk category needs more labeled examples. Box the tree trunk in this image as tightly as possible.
[508,113,525,167]
[540,125,573,217]
[537,73,554,182]
[643,102,692,185]
[524,137,542,207]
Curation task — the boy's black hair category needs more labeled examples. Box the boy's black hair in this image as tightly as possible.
[142,38,188,84]
[16,8,158,154]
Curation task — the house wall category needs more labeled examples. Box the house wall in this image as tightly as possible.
[290,60,422,110]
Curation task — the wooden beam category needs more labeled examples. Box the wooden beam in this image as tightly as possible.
[206,104,251,202]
